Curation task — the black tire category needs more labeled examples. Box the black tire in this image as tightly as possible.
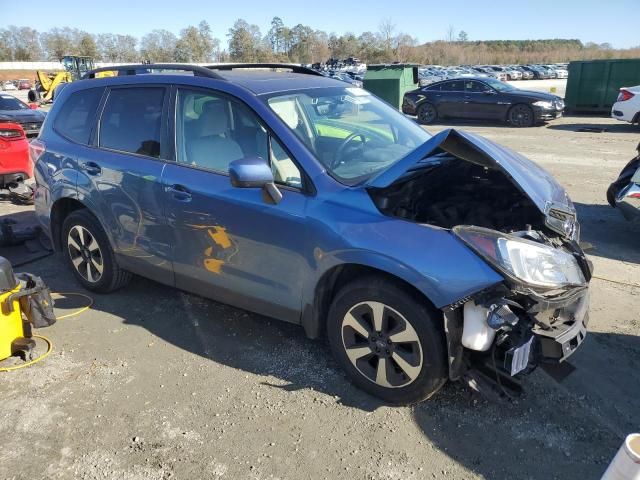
[61,209,131,292]
[27,89,38,102]
[416,102,438,125]
[508,104,534,128]
[327,276,447,404]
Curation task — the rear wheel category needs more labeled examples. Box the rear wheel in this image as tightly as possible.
[62,210,131,292]
[416,103,438,125]
[327,276,447,404]
[508,104,534,127]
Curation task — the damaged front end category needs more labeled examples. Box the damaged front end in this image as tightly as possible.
[367,128,592,396]
[448,226,591,396]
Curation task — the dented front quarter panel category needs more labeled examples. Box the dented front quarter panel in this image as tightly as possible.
[302,187,504,311]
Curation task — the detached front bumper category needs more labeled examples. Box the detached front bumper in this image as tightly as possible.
[446,273,592,387]
[530,288,589,363]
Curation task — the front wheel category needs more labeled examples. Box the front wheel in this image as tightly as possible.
[508,104,534,127]
[327,276,447,404]
[62,209,131,292]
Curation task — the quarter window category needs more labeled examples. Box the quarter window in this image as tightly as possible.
[54,87,103,144]
[99,87,164,158]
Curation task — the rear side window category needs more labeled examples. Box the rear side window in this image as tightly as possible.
[441,81,465,92]
[54,87,103,144]
[99,87,165,158]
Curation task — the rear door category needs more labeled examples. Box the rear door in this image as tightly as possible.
[76,85,173,284]
[434,80,467,118]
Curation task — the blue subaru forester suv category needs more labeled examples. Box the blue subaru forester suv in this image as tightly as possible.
[32,64,591,404]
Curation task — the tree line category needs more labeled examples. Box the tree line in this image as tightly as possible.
[1,18,638,66]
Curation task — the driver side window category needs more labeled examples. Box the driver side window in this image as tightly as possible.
[176,88,302,188]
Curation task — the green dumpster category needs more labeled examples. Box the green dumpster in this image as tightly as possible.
[363,64,419,110]
[565,59,640,114]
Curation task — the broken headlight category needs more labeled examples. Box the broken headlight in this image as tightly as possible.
[453,226,586,289]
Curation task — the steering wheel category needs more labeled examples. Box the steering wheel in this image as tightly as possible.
[332,133,366,169]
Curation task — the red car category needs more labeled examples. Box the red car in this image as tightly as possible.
[18,79,32,90]
[0,121,32,188]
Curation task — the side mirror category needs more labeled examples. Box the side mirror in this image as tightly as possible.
[229,157,282,204]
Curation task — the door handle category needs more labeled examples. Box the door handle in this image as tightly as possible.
[167,184,192,201]
[80,161,101,175]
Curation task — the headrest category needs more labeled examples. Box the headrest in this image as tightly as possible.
[198,101,228,137]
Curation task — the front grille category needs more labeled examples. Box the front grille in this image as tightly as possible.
[22,122,42,131]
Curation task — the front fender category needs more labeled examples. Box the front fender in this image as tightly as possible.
[300,192,504,337]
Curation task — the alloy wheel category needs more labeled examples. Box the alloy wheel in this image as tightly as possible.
[509,105,533,127]
[418,104,437,124]
[341,301,423,388]
[67,225,104,283]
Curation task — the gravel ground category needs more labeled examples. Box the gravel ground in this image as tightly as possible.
[0,113,639,480]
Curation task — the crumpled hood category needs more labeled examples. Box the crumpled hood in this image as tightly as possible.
[367,128,574,217]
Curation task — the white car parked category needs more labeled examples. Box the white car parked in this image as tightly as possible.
[2,81,17,91]
[611,86,640,124]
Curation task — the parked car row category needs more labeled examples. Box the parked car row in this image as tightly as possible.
[1,79,32,91]
[418,64,569,86]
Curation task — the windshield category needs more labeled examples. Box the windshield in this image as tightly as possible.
[483,78,515,92]
[0,95,28,111]
[266,87,431,183]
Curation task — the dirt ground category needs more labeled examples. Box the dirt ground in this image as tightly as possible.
[0,114,639,480]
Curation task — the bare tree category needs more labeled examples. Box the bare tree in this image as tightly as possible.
[379,18,396,58]
[445,25,456,42]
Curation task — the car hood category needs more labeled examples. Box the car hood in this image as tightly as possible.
[0,110,46,122]
[509,89,562,101]
[367,128,573,216]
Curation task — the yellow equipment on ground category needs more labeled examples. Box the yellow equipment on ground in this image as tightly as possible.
[0,256,55,363]
[28,55,114,103]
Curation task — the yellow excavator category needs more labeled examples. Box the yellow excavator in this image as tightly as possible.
[28,56,114,103]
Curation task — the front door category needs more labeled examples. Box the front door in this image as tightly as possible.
[162,87,309,322]
[463,80,504,120]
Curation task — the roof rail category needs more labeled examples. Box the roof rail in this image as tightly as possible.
[82,64,226,80]
[205,63,324,77]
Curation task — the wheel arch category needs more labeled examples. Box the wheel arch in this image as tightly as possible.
[301,263,440,340]
[50,197,106,251]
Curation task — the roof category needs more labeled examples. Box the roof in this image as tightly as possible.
[215,70,346,95]
[428,76,498,84]
[81,64,347,96]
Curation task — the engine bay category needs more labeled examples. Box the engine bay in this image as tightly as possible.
[369,153,546,233]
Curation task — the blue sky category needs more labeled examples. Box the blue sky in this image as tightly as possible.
[3,0,638,48]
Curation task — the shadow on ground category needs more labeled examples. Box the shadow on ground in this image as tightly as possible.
[574,202,640,264]
[547,122,639,134]
[4,198,638,479]
[412,332,639,479]
[13,250,639,480]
